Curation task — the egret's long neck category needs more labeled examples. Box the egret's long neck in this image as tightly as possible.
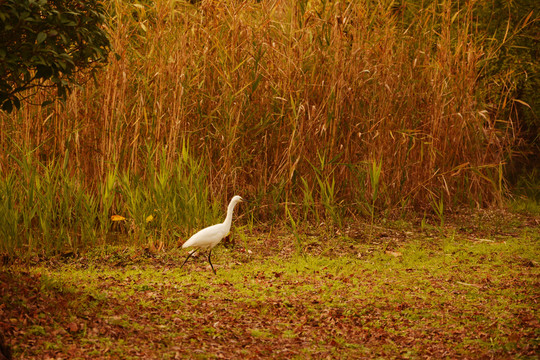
[222,200,238,231]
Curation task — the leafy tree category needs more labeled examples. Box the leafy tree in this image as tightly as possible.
[0,0,111,112]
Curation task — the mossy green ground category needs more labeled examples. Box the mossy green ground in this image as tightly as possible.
[1,212,538,359]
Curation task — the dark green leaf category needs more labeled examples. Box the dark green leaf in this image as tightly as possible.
[35,65,53,79]
[36,31,47,44]
[12,96,20,111]
[1,99,13,113]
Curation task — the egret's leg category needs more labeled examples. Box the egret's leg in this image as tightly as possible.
[207,250,216,275]
[180,250,196,269]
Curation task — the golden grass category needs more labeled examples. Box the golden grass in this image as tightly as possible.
[0,0,514,218]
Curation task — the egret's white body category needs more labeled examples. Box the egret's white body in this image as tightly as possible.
[181,195,245,274]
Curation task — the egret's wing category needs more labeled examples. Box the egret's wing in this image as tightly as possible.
[182,224,227,249]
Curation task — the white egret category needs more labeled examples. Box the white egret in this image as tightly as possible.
[181,195,246,274]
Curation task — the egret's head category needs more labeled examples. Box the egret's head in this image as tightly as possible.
[231,195,246,204]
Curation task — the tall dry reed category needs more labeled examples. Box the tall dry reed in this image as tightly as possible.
[0,0,514,223]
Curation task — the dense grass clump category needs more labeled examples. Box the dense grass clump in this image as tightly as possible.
[0,0,533,253]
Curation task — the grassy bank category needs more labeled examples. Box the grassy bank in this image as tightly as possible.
[1,214,538,358]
